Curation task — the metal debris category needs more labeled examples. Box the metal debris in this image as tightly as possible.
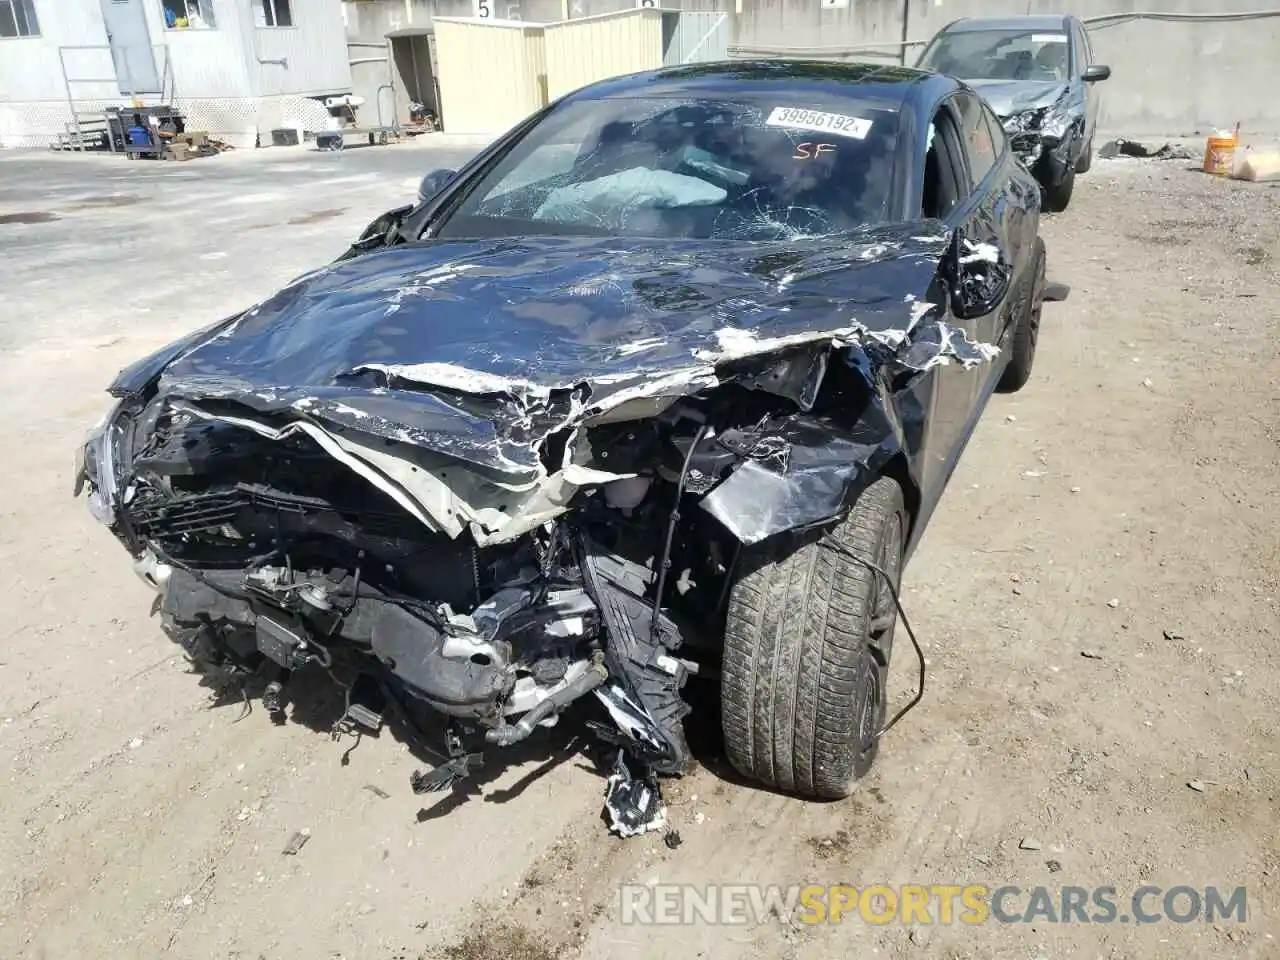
[363,784,390,800]
[603,753,667,838]
[282,828,312,855]
[1098,138,1198,161]
[663,830,683,850]
[1046,859,1063,873]
[1018,837,1043,851]
[1080,649,1103,660]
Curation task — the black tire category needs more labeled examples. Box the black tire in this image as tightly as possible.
[1042,166,1075,212]
[1075,136,1093,174]
[720,475,906,799]
[997,236,1046,393]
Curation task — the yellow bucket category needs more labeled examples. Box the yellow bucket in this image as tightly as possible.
[1203,133,1237,175]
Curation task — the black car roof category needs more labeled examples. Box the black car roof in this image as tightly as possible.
[941,14,1073,33]
[559,60,960,115]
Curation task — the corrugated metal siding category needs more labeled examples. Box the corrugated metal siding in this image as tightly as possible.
[660,10,728,66]
[164,32,254,98]
[0,0,118,102]
[250,0,353,96]
[433,18,546,135]
[0,0,352,104]
[543,8,662,101]
[164,0,254,99]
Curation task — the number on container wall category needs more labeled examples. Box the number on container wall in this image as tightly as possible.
[474,0,493,17]
[636,0,657,8]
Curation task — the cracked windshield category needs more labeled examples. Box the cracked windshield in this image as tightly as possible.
[917,29,1071,81]
[435,95,900,242]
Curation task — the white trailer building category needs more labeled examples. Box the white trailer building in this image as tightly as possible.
[0,0,353,148]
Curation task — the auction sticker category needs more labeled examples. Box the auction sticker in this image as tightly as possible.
[765,107,872,140]
[1031,33,1067,42]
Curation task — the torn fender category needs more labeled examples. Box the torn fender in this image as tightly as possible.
[97,224,1002,546]
[131,225,990,469]
[699,408,900,545]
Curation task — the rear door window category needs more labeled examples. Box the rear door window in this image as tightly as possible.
[981,100,1007,158]
[953,91,998,188]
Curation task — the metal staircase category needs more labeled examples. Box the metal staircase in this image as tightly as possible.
[52,43,175,152]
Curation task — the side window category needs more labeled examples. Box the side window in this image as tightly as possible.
[921,106,967,221]
[954,91,997,187]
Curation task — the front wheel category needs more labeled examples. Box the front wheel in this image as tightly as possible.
[720,476,906,799]
[1075,136,1093,174]
[997,236,1046,393]
[1042,166,1075,212]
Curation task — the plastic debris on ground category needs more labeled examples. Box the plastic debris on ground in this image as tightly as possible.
[603,753,667,838]
[282,828,312,855]
[1230,149,1280,182]
[1097,139,1197,161]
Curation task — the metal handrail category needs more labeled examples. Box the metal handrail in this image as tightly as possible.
[58,43,174,151]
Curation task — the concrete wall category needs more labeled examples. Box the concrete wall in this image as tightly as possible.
[731,0,1280,134]
[338,0,1280,133]
[342,0,728,37]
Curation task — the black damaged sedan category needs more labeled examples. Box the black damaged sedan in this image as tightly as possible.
[76,62,1063,833]
[916,15,1111,212]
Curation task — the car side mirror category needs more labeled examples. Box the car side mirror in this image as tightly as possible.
[417,168,458,204]
[948,233,1013,320]
[348,203,413,256]
[1083,64,1111,83]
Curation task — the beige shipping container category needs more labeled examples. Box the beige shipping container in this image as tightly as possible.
[543,9,665,102]
[433,17,548,136]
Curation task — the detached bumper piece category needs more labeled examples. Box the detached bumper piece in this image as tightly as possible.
[400,534,695,832]
[411,722,486,793]
[603,752,668,838]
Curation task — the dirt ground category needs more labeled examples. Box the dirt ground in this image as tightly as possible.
[1,145,1277,960]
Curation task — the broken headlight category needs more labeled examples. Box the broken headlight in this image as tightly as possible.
[1039,96,1076,140]
[1002,108,1047,134]
[75,401,124,525]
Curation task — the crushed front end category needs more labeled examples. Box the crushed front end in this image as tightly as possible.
[77,393,719,790]
[1001,93,1085,188]
[75,227,1003,834]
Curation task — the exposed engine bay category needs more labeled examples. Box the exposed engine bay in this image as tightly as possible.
[86,387,893,833]
[115,394,766,765]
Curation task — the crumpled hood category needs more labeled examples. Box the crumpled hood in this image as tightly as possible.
[967,79,1069,118]
[117,225,998,478]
